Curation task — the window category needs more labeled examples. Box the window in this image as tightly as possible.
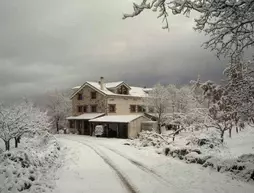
[109,104,116,113]
[117,85,128,95]
[91,92,97,99]
[77,93,83,100]
[130,105,136,113]
[77,106,82,113]
[137,105,145,113]
[83,105,88,113]
[91,105,97,112]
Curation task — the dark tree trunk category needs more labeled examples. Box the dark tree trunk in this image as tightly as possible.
[15,136,21,148]
[15,138,18,148]
[56,119,59,132]
[157,116,161,134]
[220,130,225,143]
[235,126,238,133]
[5,140,10,151]
[229,128,232,138]
[157,124,161,134]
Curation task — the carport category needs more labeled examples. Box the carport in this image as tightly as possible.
[66,113,104,135]
[89,115,148,138]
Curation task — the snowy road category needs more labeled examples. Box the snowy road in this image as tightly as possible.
[53,135,254,193]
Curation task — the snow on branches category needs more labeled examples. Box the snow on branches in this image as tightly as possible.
[0,101,51,151]
[147,83,206,133]
[193,79,237,142]
[124,0,254,59]
[224,59,254,126]
[145,83,171,133]
[46,89,71,133]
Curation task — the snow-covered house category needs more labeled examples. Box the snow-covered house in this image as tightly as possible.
[67,77,151,138]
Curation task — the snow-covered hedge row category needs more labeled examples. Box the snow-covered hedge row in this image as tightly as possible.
[163,137,254,182]
[0,135,61,193]
[130,130,254,182]
[176,150,254,182]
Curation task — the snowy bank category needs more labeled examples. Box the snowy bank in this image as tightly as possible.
[129,127,254,182]
[0,134,61,193]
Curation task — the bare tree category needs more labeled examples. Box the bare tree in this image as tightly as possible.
[47,89,71,133]
[146,84,171,133]
[124,0,254,59]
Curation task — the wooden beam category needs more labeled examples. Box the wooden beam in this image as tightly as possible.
[107,124,109,138]
[117,123,120,138]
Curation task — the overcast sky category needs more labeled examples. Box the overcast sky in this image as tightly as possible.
[0,0,227,102]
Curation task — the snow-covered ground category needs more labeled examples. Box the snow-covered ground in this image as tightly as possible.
[129,126,254,182]
[0,135,61,193]
[161,125,254,159]
[223,126,254,158]
[54,134,254,193]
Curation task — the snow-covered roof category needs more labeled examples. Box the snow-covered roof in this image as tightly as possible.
[129,86,149,97]
[143,88,153,93]
[72,86,81,90]
[67,113,104,120]
[70,81,150,99]
[89,115,144,123]
[105,81,124,88]
[86,81,115,95]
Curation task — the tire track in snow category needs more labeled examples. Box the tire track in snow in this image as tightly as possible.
[62,137,139,193]
[98,145,172,187]
[81,139,181,191]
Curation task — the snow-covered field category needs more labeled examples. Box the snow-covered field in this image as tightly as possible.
[53,134,254,193]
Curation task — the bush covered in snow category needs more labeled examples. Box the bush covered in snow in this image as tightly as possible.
[202,154,254,182]
[0,134,61,193]
[130,131,172,148]
[131,128,254,182]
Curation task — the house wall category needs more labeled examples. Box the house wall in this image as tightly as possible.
[72,86,107,116]
[128,116,150,138]
[107,96,145,115]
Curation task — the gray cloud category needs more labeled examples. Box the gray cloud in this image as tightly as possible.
[0,0,228,102]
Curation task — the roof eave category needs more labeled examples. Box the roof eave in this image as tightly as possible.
[70,82,107,99]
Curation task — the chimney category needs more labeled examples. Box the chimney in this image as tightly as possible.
[100,76,105,90]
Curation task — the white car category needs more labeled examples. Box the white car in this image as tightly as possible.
[94,125,104,137]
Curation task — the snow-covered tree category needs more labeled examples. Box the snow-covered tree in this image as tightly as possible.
[195,80,236,142]
[167,84,178,114]
[166,85,207,132]
[124,0,254,59]
[145,84,171,133]
[0,101,51,151]
[46,89,71,133]
[224,59,254,127]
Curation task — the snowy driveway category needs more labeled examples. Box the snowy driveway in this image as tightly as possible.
[53,135,254,193]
